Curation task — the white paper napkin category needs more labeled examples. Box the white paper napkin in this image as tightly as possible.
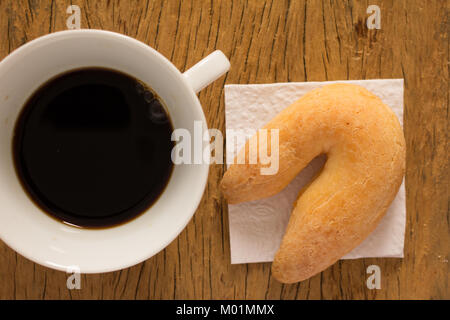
[224,79,405,264]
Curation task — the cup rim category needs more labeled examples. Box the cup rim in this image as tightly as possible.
[0,30,210,273]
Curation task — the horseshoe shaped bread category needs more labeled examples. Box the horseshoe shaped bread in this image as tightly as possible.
[220,83,405,283]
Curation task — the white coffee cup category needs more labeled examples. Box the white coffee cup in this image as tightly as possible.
[0,30,230,273]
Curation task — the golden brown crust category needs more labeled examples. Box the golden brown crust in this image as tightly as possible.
[220,83,406,283]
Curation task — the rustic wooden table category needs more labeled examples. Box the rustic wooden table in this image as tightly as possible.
[0,0,448,300]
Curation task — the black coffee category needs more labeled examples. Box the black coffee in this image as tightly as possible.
[13,68,174,228]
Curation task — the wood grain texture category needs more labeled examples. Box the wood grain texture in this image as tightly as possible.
[0,0,448,300]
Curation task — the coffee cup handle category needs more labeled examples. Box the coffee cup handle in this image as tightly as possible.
[183,50,230,93]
